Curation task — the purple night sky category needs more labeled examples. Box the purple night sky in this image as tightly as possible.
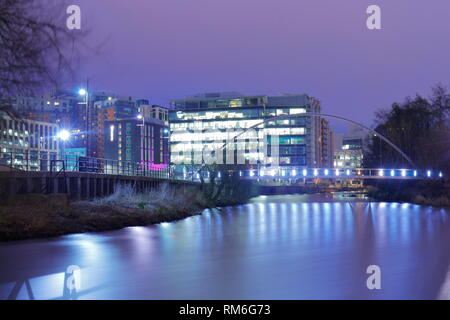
[75,0,450,131]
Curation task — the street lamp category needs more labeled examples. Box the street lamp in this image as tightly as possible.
[137,114,145,173]
[57,129,71,141]
[137,114,145,127]
[57,129,71,167]
[162,127,170,173]
[78,88,89,156]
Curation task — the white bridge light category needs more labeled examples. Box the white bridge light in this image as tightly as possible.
[302,169,307,177]
[427,170,431,178]
[439,172,443,178]
[335,169,340,176]
[390,170,395,177]
[346,169,350,176]
[413,170,417,177]
[324,169,329,176]
[250,170,255,177]
[313,169,318,176]
[378,169,384,177]
[401,169,406,177]
[291,170,297,176]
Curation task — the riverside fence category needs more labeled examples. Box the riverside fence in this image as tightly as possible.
[0,151,195,200]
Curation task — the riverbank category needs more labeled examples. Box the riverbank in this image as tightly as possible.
[367,180,450,207]
[0,184,221,242]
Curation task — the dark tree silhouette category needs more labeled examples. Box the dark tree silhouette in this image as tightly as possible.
[364,85,450,174]
[0,0,81,115]
[197,164,258,205]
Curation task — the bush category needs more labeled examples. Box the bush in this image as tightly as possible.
[367,180,450,207]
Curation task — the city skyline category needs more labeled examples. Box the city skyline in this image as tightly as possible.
[74,0,450,131]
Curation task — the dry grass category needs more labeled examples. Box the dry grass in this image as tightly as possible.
[0,184,210,241]
[94,183,206,210]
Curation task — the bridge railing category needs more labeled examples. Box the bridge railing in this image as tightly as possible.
[1,150,443,182]
[0,150,175,180]
[176,166,444,181]
[255,168,443,179]
[251,167,443,179]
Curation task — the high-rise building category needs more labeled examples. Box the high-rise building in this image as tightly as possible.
[4,91,168,163]
[320,119,334,168]
[333,125,365,169]
[169,92,329,170]
[3,91,92,157]
[333,125,366,187]
[137,102,169,126]
[0,113,59,171]
[93,96,138,158]
[104,118,169,170]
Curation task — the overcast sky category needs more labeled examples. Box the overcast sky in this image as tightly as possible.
[73,0,450,132]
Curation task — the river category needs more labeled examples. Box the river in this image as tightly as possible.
[1,193,450,300]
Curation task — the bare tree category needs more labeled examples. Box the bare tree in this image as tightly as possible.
[0,0,82,114]
[364,85,450,175]
[198,164,258,205]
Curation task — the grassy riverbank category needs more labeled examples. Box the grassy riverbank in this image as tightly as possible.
[0,184,222,242]
[367,180,450,207]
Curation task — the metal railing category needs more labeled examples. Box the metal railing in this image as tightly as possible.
[1,150,443,182]
[0,151,172,180]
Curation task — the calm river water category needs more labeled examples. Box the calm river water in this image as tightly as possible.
[1,193,450,300]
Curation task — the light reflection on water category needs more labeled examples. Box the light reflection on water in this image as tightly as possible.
[0,194,450,299]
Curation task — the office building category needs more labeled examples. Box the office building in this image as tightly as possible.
[319,119,334,168]
[333,125,366,187]
[4,91,169,163]
[169,92,331,171]
[0,113,59,171]
[137,101,169,126]
[333,125,365,168]
[104,118,169,170]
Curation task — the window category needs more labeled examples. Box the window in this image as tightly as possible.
[110,125,115,142]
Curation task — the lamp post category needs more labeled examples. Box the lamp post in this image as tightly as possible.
[78,88,89,157]
[163,127,170,178]
[137,114,145,174]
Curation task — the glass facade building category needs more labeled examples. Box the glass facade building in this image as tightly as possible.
[333,126,366,188]
[0,114,59,171]
[169,93,330,170]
